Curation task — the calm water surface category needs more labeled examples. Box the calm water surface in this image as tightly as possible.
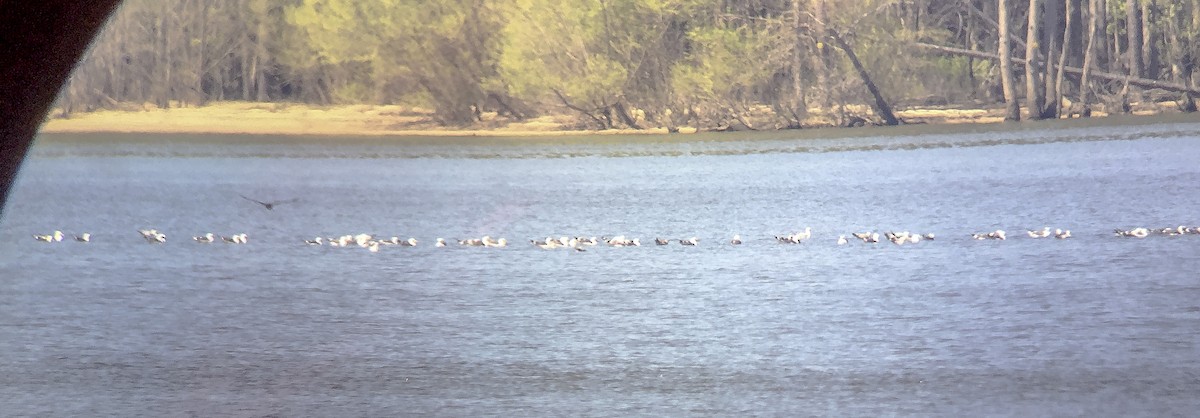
[3,119,1200,416]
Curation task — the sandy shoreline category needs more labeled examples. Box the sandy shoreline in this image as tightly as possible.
[38,101,1182,137]
[41,102,669,137]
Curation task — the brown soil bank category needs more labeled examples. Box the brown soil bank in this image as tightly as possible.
[39,100,1190,137]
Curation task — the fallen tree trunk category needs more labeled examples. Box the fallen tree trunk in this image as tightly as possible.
[914,42,1200,96]
[725,105,757,131]
[612,101,643,129]
[552,88,609,129]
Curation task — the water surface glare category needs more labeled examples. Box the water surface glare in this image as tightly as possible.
[3,120,1200,416]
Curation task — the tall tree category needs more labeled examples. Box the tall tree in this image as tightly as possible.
[1052,0,1075,118]
[1127,0,1145,79]
[1165,0,1197,111]
[1142,0,1156,78]
[784,0,809,128]
[1079,0,1101,117]
[1096,0,1111,71]
[1026,0,1046,119]
[810,0,831,110]
[999,0,1021,121]
[1043,0,1063,117]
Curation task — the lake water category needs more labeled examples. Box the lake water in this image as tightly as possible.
[3,117,1200,416]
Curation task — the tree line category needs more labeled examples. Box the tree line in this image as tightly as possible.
[58,0,1200,130]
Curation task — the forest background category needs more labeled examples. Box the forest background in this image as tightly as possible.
[45,0,1200,135]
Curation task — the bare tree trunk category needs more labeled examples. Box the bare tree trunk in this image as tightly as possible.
[1068,0,1085,67]
[1142,0,1155,78]
[242,35,253,100]
[1026,0,1046,119]
[1127,0,1145,79]
[60,70,78,118]
[1000,0,1021,121]
[178,0,201,108]
[100,16,123,103]
[828,30,899,125]
[1043,0,1063,118]
[811,0,831,110]
[1113,27,1122,79]
[1194,0,1200,89]
[961,0,1028,51]
[966,17,978,100]
[1097,0,1111,71]
[1080,0,1100,117]
[163,9,174,109]
[1167,1,1197,111]
[792,0,808,124]
[195,0,209,105]
[254,14,269,101]
[1053,0,1074,118]
[915,0,923,32]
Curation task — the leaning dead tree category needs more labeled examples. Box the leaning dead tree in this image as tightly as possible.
[828,30,899,126]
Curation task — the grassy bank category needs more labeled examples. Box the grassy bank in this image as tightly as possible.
[39,100,1183,137]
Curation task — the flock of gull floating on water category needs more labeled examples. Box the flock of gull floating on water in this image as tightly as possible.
[25,225,1200,252]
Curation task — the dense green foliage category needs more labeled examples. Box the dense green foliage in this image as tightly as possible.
[60,0,1200,128]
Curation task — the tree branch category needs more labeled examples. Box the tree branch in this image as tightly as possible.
[913,42,1200,96]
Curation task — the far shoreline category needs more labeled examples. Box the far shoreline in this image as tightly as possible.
[37,100,1192,138]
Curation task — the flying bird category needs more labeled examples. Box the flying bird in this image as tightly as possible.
[239,194,299,210]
